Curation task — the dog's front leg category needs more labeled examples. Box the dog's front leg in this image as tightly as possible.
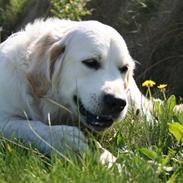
[127,78,154,119]
[0,119,88,155]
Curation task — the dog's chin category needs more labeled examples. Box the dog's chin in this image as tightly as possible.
[73,96,121,132]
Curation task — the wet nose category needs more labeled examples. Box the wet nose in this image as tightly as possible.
[103,94,126,114]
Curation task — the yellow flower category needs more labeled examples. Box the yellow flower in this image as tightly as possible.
[142,80,156,87]
[157,84,167,100]
[157,84,167,89]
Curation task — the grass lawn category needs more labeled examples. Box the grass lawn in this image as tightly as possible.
[0,95,182,183]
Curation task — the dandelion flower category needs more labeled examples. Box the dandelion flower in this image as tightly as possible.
[142,80,156,87]
[157,84,167,89]
[158,84,167,100]
[142,80,156,99]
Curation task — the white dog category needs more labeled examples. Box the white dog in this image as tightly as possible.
[0,18,150,164]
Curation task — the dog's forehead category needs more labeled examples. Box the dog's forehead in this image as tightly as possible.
[70,25,111,51]
[67,22,130,65]
[71,22,124,48]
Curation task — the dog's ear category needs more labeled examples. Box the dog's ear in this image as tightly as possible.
[27,33,65,97]
[124,58,135,90]
[124,68,134,90]
[49,41,65,79]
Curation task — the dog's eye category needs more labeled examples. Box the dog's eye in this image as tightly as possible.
[119,65,128,74]
[82,59,100,70]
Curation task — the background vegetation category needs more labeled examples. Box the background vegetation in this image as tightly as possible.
[0,0,89,40]
[0,0,182,97]
[0,0,29,40]
[0,0,182,182]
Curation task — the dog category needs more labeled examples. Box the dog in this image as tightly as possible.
[0,18,151,165]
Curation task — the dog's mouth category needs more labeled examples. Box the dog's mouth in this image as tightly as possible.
[73,96,114,131]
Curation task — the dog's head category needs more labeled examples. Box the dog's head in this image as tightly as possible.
[27,20,135,132]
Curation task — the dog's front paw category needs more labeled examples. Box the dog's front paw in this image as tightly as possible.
[96,142,116,168]
[96,142,122,173]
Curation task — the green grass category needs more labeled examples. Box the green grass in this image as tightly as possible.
[0,95,183,183]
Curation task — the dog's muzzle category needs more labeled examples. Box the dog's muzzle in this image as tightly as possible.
[73,94,126,131]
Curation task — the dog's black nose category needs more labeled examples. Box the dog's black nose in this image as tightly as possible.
[103,94,126,115]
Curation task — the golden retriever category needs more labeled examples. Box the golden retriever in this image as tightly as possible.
[0,18,151,165]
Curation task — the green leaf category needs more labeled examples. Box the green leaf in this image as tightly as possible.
[116,132,123,146]
[154,99,163,116]
[168,122,183,145]
[167,95,176,112]
[167,172,177,183]
[139,147,158,160]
